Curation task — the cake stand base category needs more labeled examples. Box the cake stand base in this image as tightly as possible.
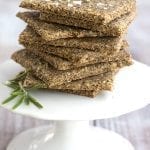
[7,121,134,150]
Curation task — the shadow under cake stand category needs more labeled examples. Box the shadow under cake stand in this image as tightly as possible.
[0,60,150,150]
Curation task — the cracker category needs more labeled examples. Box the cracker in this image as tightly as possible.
[20,0,136,25]
[24,72,114,91]
[12,50,127,88]
[22,42,121,63]
[17,11,99,41]
[57,89,101,98]
[26,47,132,70]
[23,72,114,97]
[20,27,127,64]
[17,11,135,39]
[40,11,136,35]
[19,27,123,52]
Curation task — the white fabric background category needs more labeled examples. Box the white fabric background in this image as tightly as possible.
[128,0,150,65]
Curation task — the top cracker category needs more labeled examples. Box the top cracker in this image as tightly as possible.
[20,0,136,24]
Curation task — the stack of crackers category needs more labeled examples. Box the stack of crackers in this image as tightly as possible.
[12,0,136,97]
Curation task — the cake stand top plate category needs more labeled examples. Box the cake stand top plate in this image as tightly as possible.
[0,60,150,121]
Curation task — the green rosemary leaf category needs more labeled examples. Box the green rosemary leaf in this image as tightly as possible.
[2,95,18,105]
[17,71,28,81]
[16,71,26,78]
[19,82,27,94]
[2,71,43,109]
[12,96,25,110]
[7,80,17,84]
[10,71,28,83]
[11,91,24,96]
[5,82,19,89]
[28,95,43,109]
[24,95,30,105]
[27,84,41,90]
[12,88,20,93]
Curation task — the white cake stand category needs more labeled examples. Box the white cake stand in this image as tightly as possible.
[0,60,150,150]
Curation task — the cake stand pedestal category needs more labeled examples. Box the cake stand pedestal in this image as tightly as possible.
[0,60,150,150]
[6,121,134,150]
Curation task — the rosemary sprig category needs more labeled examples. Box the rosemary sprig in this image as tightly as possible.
[2,71,43,109]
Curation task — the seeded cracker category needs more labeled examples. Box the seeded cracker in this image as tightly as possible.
[57,90,101,97]
[20,28,128,64]
[26,46,132,70]
[17,12,98,41]
[22,41,123,64]
[17,11,135,38]
[19,27,123,52]
[20,0,136,25]
[12,50,128,88]
[20,27,127,64]
[23,42,127,64]
[40,11,136,35]
[24,72,114,91]
[23,72,115,97]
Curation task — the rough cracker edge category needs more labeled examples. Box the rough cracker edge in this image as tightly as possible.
[56,89,100,98]
[25,46,132,71]
[23,71,114,91]
[40,11,136,35]
[23,74,113,98]
[22,42,122,63]
[20,0,136,24]
[19,26,123,52]
[17,11,101,41]
[11,50,129,87]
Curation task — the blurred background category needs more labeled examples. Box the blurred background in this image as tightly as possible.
[0,0,150,150]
